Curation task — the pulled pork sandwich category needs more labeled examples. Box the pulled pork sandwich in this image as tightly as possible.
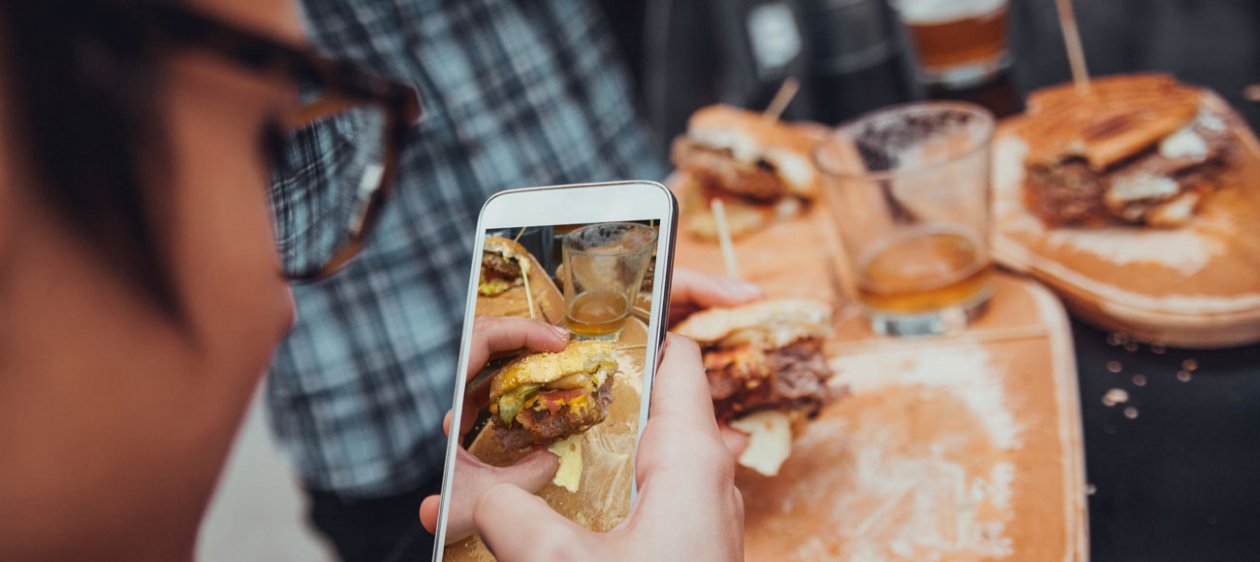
[488,340,618,451]
[1019,74,1236,228]
[479,236,531,297]
[671,105,822,239]
[675,298,840,475]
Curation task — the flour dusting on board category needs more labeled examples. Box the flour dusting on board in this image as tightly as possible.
[837,346,1021,450]
[780,346,1019,560]
[994,136,1226,275]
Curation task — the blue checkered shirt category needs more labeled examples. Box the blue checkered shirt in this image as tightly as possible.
[267,0,667,496]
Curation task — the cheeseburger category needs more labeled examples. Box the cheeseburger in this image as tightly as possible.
[479,236,531,297]
[488,340,618,451]
[671,105,822,239]
[1018,74,1236,228]
[675,299,840,475]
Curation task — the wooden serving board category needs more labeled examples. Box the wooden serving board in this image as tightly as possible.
[673,179,1089,561]
[991,92,1260,348]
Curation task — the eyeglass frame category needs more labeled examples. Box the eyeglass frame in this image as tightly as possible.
[94,2,423,282]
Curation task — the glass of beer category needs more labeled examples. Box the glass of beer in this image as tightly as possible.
[891,0,1011,88]
[561,222,657,340]
[816,101,995,337]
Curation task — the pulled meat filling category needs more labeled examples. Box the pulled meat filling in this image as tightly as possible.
[703,339,833,423]
[1025,111,1235,227]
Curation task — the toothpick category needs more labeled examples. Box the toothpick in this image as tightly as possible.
[710,199,740,280]
[512,226,527,243]
[616,343,647,352]
[520,265,537,320]
[762,77,800,122]
[1055,0,1091,95]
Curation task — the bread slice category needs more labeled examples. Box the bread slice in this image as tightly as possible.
[1018,74,1201,170]
[674,298,833,349]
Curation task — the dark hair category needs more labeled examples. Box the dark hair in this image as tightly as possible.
[0,1,181,316]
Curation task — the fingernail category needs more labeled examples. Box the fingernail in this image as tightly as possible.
[550,325,571,340]
[733,282,762,299]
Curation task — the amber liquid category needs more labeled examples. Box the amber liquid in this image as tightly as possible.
[907,6,1009,71]
[566,289,631,339]
[857,229,991,314]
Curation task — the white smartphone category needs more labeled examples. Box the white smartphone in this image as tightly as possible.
[433,181,678,559]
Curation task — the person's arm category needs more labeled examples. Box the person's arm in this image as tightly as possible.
[473,334,744,561]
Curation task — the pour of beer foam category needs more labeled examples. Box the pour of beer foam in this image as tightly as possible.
[993,136,1226,275]
[779,346,1019,559]
[895,0,1007,25]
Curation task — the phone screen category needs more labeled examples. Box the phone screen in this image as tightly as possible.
[437,217,667,559]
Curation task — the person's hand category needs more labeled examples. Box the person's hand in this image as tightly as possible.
[668,269,759,456]
[668,268,764,327]
[419,316,570,543]
[472,334,745,562]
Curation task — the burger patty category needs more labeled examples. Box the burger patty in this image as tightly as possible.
[671,137,786,202]
[1025,111,1234,227]
[495,376,615,450]
[1024,159,1110,226]
[704,339,834,423]
[481,252,522,281]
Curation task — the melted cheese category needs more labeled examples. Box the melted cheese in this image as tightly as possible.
[548,435,584,492]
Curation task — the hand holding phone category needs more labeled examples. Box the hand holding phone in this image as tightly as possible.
[420,316,571,543]
[472,335,745,562]
[433,182,756,561]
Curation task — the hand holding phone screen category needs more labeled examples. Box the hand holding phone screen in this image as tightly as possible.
[435,183,691,559]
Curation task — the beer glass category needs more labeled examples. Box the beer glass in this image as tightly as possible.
[816,102,995,336]
[890,0,1011,88]
[562,223,657,340]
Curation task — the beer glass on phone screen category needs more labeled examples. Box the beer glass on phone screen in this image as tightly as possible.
[816,102,995,337]
[890,0,1011,87]
[562,223,657,340]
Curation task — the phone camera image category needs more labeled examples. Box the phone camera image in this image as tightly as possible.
[442,219,661,559]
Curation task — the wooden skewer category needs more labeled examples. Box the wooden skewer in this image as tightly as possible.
[512,226,527,243]
[520,265,537,320]
[763,77,800,122]
[1054,0,1091,95]
[710,199,741,280]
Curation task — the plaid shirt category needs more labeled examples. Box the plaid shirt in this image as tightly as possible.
[267,0,666,496]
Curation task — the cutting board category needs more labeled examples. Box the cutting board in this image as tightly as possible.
[673,178,1089,561]
[991,91,1260,348]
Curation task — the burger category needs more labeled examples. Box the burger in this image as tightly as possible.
[479,236,531,297]
[1018,74,1237,228]
[488,340,619,451]
[671,105,822,239]
[675,298,841,475]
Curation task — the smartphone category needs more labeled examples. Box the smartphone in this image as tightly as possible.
[434,181,678,559]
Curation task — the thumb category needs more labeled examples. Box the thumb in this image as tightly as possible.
[441,448,560,544]
[475,484,592,561]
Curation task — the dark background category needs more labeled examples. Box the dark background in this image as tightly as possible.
[599,1,1260,560]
